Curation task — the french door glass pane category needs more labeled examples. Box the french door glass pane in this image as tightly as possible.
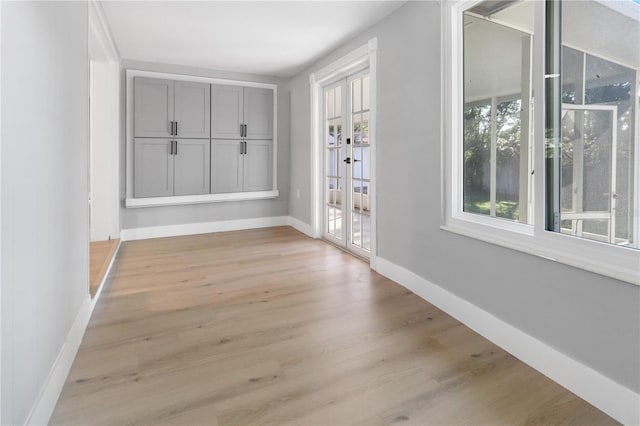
[362,146,370,180]
[352,212,362,248]
[362,112,370,144]
[362,214,371,251]
[352,79,362,112]
[335,85,342,118]
[327,90,334,119]
[353,147,362,179]
[362,76,370,110]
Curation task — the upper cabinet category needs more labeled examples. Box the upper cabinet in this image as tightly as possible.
[211,85,273,140]
[135,78,211,139]
[211,85,244,139]
[174,81,211,139]
[134,77,174,138]
[244,88,273,140]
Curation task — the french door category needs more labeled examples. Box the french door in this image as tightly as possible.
[323,70,371,258]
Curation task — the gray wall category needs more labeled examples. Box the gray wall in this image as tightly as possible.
[1,2,89,424]
[288,1,640,392]
[120,59,290,230]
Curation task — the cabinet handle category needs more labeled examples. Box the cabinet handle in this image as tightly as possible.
[169,140,174,155]
[175,140,178,155]
[175,121,178,136]
[244,124,248,137]
[240,124,244,137]
[170,121,174,136]
[244,141,247,154]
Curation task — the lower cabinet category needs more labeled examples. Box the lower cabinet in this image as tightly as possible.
[211,139,273,194]
[174,139,211,196]
[134,138,210,198]
[244,140,273,192]
[211,140,243,193]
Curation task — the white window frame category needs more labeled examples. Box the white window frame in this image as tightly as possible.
[442,0,640,285]
[124,69,279,208]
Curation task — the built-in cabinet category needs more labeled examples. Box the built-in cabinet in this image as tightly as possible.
[131,74,275,201]
[210,84,273,194]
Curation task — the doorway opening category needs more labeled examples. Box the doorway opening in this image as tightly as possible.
[88,3,120,299]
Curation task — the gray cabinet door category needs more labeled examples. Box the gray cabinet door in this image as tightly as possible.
[211,85,243,139]
[174,139,211,196]
[244,88,273,140]
[174,81,211,139]
[134,77,174,138]
[243,140,273,192]
[211,140,243,193]
[134,138,174,197]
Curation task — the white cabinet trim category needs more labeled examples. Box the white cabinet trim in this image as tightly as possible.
[125,190,279,208]
[125,69,278,207]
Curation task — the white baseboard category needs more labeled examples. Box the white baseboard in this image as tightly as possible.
[24,295,91,426]
[375,257,640,426]
[90,239,121,311]
[120,216,290,241]
[287,216,315,238]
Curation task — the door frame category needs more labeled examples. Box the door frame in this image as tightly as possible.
[89,0,120,243]
[310,38,378,269]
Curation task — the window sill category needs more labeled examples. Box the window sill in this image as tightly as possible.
[441,218,640,286]
[125,190,279,208]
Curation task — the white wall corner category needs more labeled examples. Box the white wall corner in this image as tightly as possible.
[288,216,315,238]
[24,295,91,426]
[120,216,290,241]
[375,256,640,426]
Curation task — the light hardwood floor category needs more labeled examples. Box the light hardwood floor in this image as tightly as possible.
[90,239,120,298]
[52,226,616,425]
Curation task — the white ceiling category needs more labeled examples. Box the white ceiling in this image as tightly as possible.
[100,1,406,77]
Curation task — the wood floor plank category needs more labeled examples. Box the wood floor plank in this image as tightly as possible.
[51,226,616,425]
[89,239,120,297]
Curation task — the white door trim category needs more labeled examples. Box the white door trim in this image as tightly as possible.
[88,0,120,243]
[310,38,378,269]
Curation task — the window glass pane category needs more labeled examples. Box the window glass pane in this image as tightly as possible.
[463,2,533,224]
[335,85,342,118]
[495,99,522,220]
[463,103,491,216]
[562,46,584,104]
[557,0,638,248]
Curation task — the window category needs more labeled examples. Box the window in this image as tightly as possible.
[444,0,640,284]
[463,6,533,224]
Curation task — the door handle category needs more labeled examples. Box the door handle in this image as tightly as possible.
[344,157,351,164]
